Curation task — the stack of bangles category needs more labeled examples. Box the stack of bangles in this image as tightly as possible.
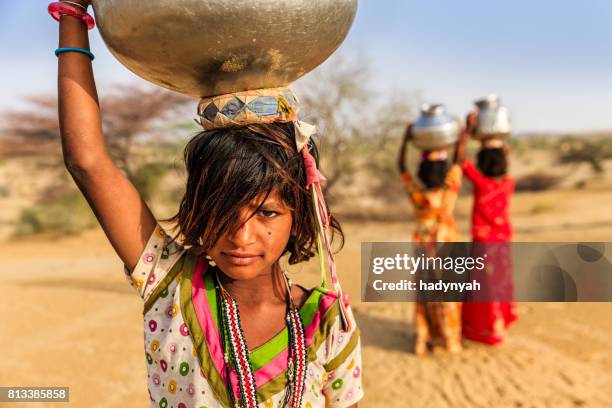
[48,1,96,60]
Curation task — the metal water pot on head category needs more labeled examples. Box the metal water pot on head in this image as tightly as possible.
[89,0,359,98]
[412,104,461,151]
[474,94,512,140]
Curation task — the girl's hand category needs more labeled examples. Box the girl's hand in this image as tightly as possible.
[57,0,157,272]
[466,111,478,135]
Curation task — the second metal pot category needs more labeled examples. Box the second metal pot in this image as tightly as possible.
[474,94,512,139]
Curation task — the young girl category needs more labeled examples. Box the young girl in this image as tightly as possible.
[460,112,518,345]
[53,1,362,407]
[397,124,467,355]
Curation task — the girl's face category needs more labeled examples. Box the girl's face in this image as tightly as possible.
[207,190,294,280]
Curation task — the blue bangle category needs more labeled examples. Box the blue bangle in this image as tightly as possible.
[55,47,95,61]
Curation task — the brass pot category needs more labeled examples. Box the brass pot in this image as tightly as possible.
[91,0,359,97]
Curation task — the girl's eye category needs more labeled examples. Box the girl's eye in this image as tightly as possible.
[259,210,279,218]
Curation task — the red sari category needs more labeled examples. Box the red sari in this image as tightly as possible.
[461,160,518,345]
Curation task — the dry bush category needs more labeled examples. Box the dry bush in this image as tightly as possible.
[515,172,563,192]
[297,54,421,204]
[296,55,371,197]
[16,188,97,236]
[3,85,193,236]
[1,85,192,180]
[558,136,612,174]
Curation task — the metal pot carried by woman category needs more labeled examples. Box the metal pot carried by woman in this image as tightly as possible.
[472,94,512,140]
[90,0,359,97]
[411,104,461,151]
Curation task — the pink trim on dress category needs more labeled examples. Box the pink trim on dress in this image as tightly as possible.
[191,258,237,395]
[251,291,338,385]
[191,258,338,389]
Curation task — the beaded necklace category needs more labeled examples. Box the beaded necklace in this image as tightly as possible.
[213,269,307,408]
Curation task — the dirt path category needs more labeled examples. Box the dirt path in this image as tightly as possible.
[2,217,612,407]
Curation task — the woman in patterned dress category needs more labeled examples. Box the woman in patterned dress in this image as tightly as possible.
[397,125,468,355]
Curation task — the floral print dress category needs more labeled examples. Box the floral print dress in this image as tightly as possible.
[400,164,463,354]
[124,224,364,407]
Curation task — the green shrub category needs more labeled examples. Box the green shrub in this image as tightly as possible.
[132,162,172,201]
[530,202,555,214]
[15,190,97,236]
[16,208,43,235]
[516,172,562,192]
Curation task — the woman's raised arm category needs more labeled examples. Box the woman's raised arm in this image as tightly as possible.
[397,123,413,174]
[454,112,476,165]
[57,1,156,270]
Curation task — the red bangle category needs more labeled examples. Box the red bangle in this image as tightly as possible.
[48,2,95,30]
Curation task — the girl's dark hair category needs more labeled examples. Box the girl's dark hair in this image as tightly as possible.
[164,122,343,265]
[418,160,448,190]
[477,147,507,177]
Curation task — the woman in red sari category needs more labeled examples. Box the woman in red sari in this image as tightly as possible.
[460,113,518,345]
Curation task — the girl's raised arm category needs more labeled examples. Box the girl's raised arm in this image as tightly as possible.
[397,124,414,174]
[57,2,156,271]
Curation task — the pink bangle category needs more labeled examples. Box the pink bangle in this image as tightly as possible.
[48,2,95,30]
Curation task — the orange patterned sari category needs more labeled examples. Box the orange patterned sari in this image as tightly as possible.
[401,164,463,355]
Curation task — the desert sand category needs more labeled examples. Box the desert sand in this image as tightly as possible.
[2,184,612,407]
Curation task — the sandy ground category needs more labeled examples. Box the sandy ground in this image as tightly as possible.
[2,184,612,407]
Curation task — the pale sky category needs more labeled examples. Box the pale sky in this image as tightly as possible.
[1,0,611,133]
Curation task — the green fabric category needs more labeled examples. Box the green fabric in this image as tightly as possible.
[256,293,341,403]
[324,329,361,371]
[203,270,325,371]
[179,255,345,405]
[305,298,339,363]
[311,187,328,288]
[204,270,218,331]
[179,253,232,407]
[249,287,323,370]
